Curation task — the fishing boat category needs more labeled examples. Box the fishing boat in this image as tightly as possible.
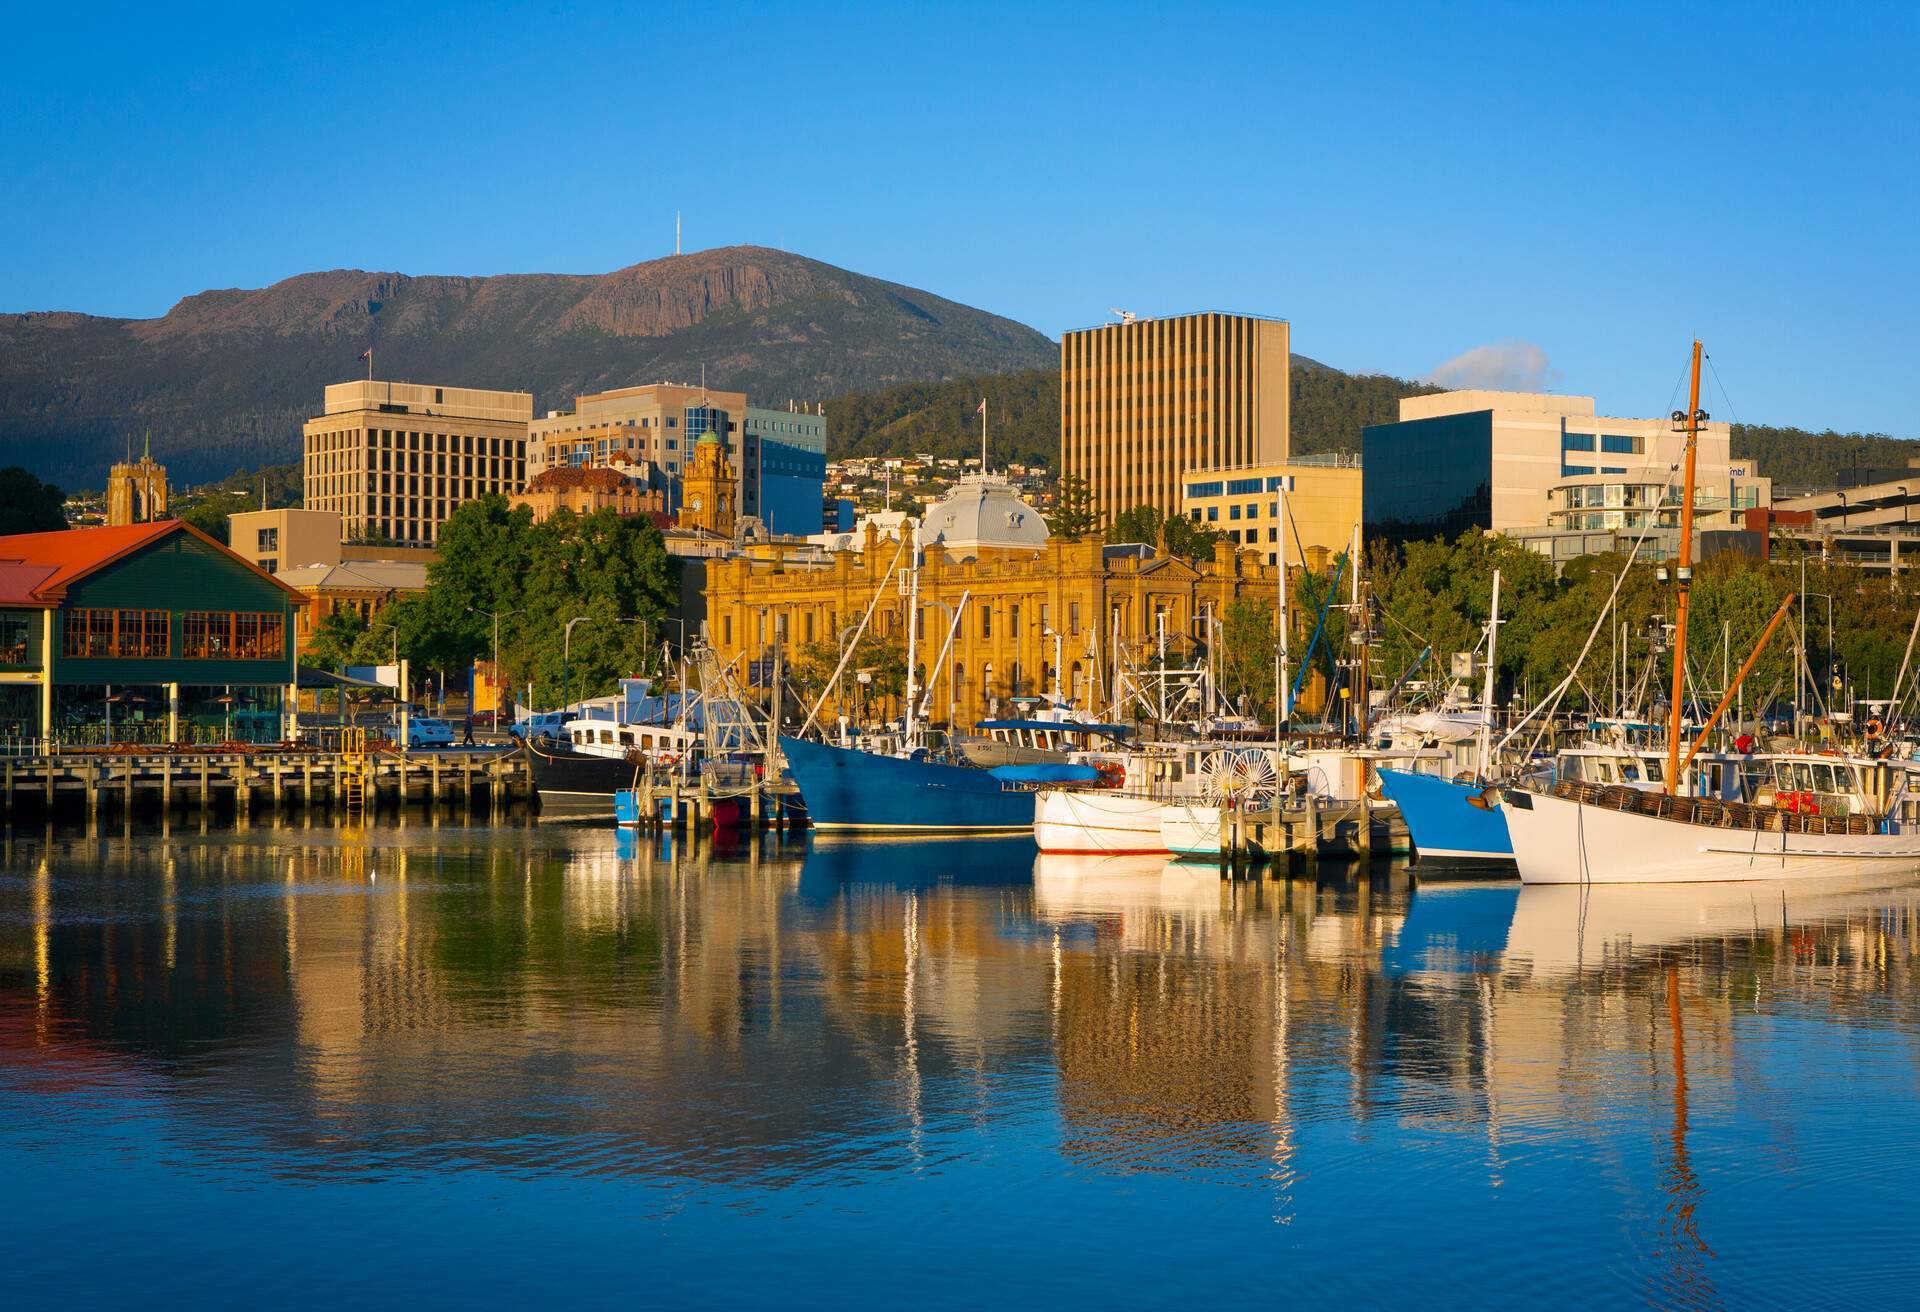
[778,514,1102,833]
[1501,340,1920,884]
[777,734,1083,832]
[1037,742,1284,855]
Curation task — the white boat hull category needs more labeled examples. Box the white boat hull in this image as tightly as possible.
[1505,789,1920,884]
[1035,789,1172,855]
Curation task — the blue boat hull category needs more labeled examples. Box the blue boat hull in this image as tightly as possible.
[1375,768,1514,873]
[779,736,1037,832]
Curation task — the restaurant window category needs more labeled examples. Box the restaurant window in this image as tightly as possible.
[185,611,285,659]
[0,611,36,665]
[62,609,116,658]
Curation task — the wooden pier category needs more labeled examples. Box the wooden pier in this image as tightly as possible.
[1204,795,1412,872]
[615,773,808,835]
[0,747,533,819]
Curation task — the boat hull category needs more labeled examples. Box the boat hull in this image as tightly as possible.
[523,740,640,814]
[1505,788,1920,884]
[779,736,1035,832]
[1375,767,1514,874]
[1035,789,1172,855]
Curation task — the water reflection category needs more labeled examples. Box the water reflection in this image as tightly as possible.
[5,822,1920,1304]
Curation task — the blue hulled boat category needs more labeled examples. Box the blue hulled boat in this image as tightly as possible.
[780,735,1063,833]
[1375,767,1514,875]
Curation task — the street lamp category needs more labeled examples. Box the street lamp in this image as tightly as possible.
[466,605,524,722]
[562,616,593,712]
[1900,486,1910,527]
[1837,491,1849,529]
[562,615,650,713]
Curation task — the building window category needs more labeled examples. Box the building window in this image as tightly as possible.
[1068,602,1080,635]
[0,611,35,666]
[1229,505,1241,520]
[981,607,992,639]
[185,611,285,659]
[63,609,115,658]
[1601,434,1639,454]
[1563,433,1596,452]
[258,527,279,552]
[62,608,168,658]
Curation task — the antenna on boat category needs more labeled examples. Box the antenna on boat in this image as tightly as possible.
[1662,341,1707,795]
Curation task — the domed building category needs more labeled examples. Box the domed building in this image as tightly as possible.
[919,475,1049,561]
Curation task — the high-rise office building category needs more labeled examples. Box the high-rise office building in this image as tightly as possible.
[1060,311,1290,520]
[302,381,532,547]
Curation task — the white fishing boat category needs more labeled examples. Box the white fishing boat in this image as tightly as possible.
[1035,743,1283,855]
[1505,340,1920,884]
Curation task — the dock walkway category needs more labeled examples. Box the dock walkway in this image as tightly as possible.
[0,748,532,818]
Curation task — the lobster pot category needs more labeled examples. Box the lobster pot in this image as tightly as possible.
[1299,750,1371,801]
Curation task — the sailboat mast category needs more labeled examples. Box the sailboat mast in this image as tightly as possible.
[1477,569,1501,783]
[1663,340,1706,795]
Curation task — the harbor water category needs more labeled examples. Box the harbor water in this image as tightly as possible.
[5,818,1920,1307]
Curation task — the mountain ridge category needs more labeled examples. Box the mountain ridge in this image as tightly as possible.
[0,246,1058,486]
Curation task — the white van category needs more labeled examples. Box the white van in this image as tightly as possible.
[510,711,568,744]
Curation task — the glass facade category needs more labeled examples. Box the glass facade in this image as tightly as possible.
[1362,411,1493,545]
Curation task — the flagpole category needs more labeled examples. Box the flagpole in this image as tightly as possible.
[979,398,988,475]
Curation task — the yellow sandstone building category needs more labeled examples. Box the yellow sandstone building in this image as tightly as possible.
[703,475,1309,727]
[1178,455,1363,568]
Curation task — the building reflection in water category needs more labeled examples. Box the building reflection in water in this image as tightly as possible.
[3,819,1920,1290]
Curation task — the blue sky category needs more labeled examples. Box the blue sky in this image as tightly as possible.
[4,1,1916,435]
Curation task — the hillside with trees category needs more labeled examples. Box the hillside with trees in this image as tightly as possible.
[1731,423,1920,494]
[826,363,1441,468]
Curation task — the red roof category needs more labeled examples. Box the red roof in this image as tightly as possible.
[0,519,304,607]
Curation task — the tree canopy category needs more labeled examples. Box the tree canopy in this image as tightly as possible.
[300,496,681,712]
[0,466,66,535]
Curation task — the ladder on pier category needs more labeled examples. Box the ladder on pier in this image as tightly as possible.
[341,728,372,814]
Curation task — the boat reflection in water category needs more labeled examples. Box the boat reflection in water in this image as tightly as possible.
[6,820,1920,1306]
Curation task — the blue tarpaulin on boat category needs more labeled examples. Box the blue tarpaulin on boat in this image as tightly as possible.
[986,763,1102,784]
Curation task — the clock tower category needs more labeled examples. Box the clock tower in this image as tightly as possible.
[679,430,736,536]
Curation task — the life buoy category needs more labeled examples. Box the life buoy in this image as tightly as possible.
[1094,761,1127,789]
[1867,718,1886,738]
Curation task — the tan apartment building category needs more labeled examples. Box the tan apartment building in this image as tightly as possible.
[1362,389,1769,564]
[1179,454,1362,568]
[227,508,438,575]
[1061,311,1290,522]
[302,381,533,547]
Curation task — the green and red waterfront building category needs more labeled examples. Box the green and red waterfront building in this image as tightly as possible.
[0,520,303,747]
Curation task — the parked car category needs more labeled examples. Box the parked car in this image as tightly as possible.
[509,711,568,744]
[401,716,455,748]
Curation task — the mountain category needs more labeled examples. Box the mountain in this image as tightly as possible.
[0,246,1057,487]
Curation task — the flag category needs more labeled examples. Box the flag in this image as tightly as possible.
[359,348,373,361]
[975,398,986,415]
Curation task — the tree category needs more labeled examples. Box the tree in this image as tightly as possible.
[1219,596,1278,719]
[1108,504,1161,546]
[176,489,253,544]
[0,467,66,534]
[1050,474,1098,540]
[379,497,683,708]
[1108,504,1222,559]
[304,607,370,672]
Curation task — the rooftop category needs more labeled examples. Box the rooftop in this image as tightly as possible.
[0,520,302,607]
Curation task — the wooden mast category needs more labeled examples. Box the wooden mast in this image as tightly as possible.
[1664,341,1706,794]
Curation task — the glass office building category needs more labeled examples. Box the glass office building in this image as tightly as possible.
[1362,411,1494,545]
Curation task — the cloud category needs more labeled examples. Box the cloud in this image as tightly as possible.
[1425,341,1556,391]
